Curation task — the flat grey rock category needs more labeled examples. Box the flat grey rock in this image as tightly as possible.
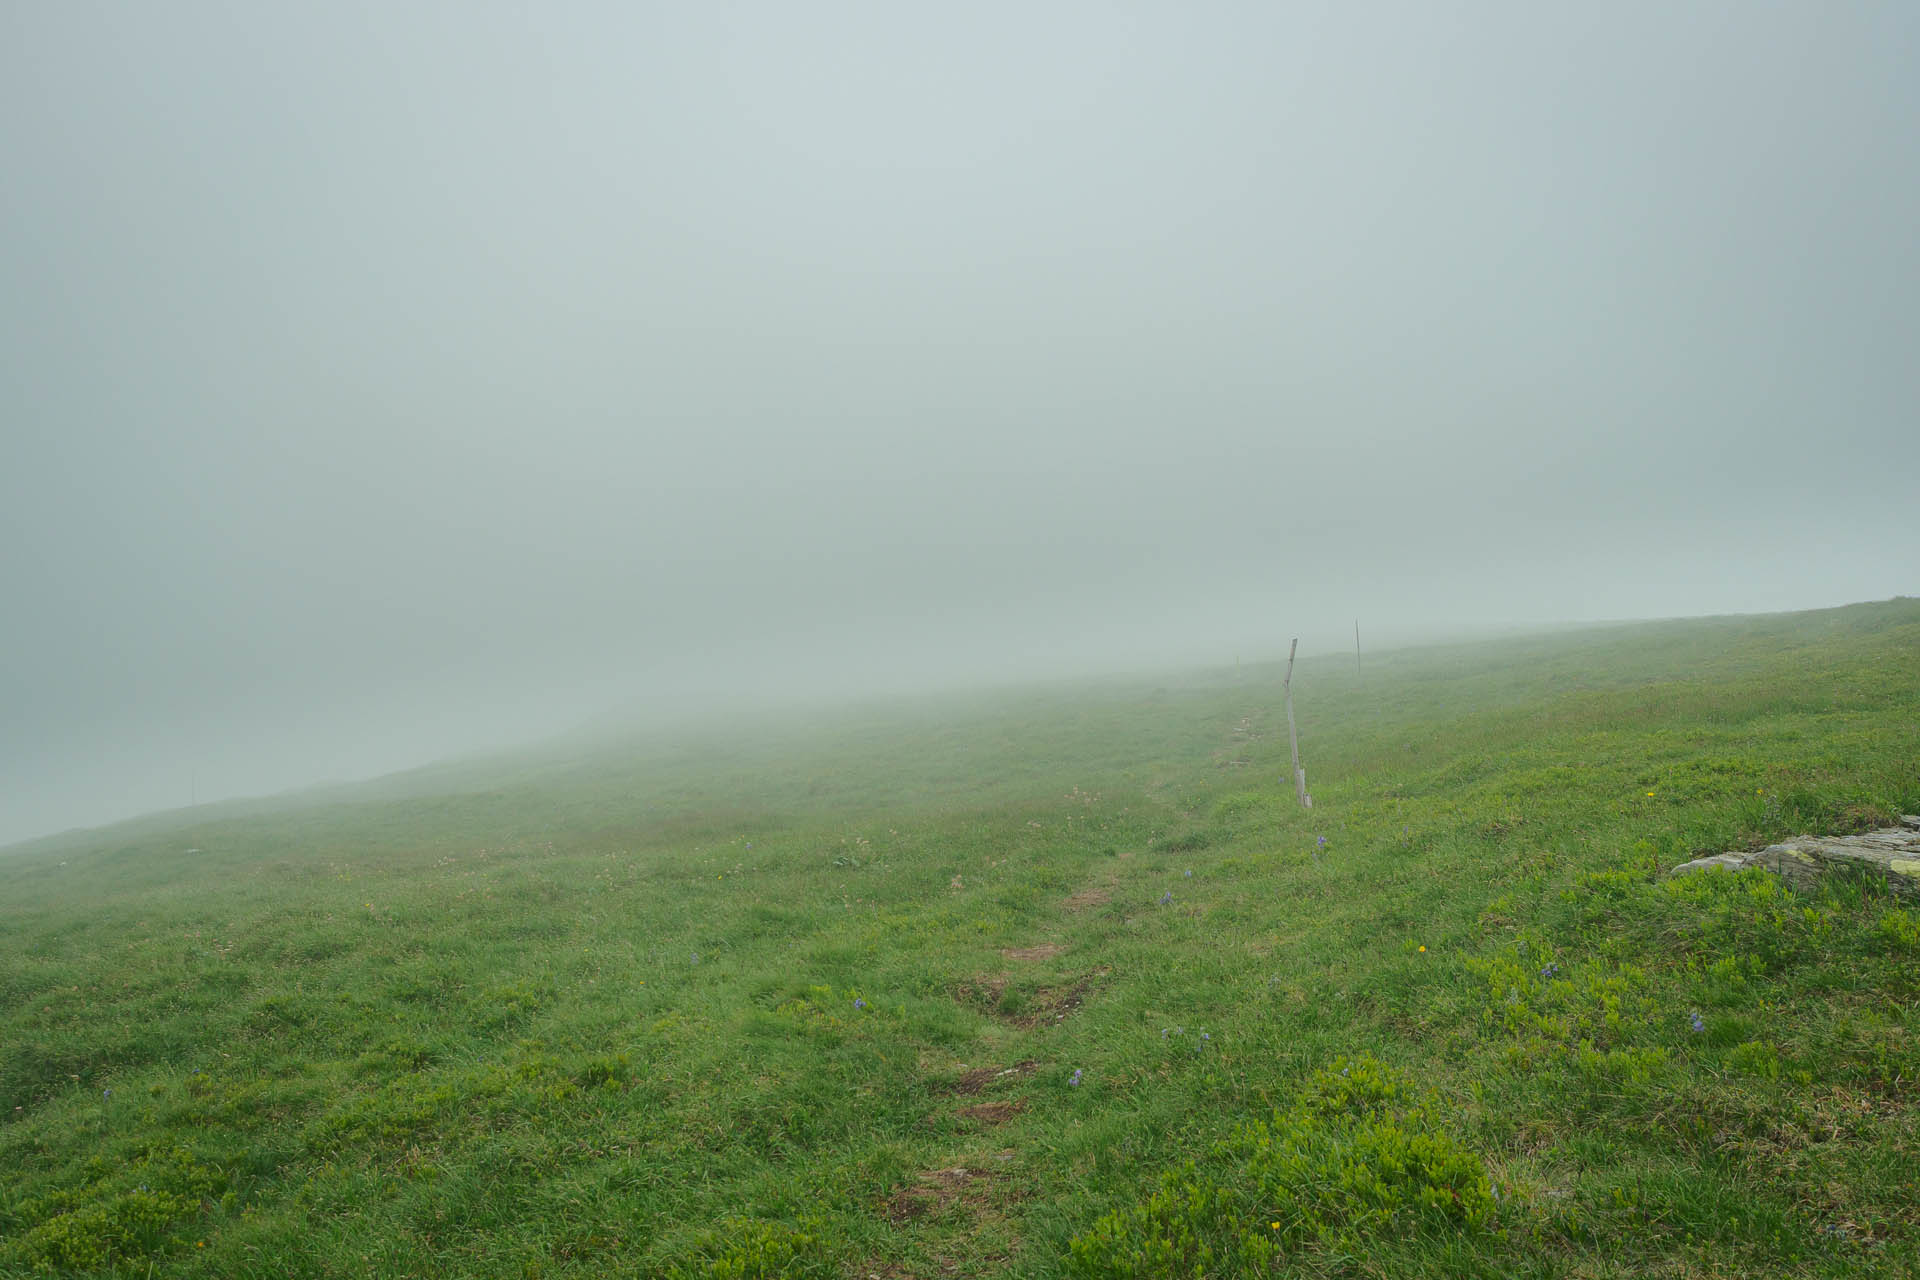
[1672,824,1920,899]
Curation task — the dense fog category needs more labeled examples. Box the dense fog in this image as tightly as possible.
[4,2,1915,845]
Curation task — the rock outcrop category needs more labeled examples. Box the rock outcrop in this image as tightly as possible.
[1670,816,1920,899]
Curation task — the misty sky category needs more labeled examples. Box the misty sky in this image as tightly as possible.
[4,2,1916,846]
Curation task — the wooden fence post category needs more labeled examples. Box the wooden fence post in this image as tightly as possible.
[1284,638,1310,808]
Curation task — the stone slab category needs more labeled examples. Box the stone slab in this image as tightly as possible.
[1671,824,1920,899]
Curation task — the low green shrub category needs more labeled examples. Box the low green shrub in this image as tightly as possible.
[1066,1056,1495,1278]
[667,1219,832,1280]
[2,1146,225,1272]
[1876,907,1920,950]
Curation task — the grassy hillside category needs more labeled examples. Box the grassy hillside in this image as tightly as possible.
[3,599,1917,1278]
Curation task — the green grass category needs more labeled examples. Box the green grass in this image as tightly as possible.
[3,598,1918,1278]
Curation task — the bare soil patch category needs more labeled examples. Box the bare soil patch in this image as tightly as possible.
[956,1099,1026,1125]
[885,1165,1001,1223]
[1027,969,1104,1026]
[955,968,1108,1028]
[1000,942,1065,961]
[945,1060,1038,1096]
[1062,886,1110,912]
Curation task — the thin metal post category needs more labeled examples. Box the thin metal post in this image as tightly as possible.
[1283,638,1309,807]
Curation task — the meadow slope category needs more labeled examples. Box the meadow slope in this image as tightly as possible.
[3,599,1918,1278]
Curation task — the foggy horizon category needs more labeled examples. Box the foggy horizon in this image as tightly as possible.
[5,2,1916,848]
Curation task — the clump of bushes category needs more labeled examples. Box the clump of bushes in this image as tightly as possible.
[667,1218,832,1280]
[4,1145,226,1272]
[1066,1055,1495,1278]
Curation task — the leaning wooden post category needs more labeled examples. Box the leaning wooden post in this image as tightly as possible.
[1283,638,1310,808]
